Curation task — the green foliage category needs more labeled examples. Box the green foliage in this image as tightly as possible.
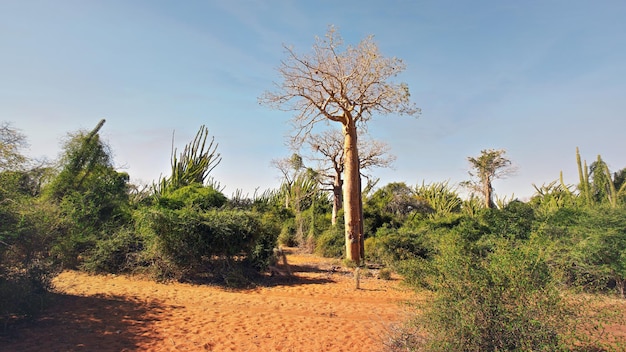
[572,148,624,208]
[590,155,620,207]
[0,121,28,171]
[136,207,277,281]
[530,177,577,215]
[577,147,593,206]
[277,217,297,247]
[81,227,143,274]
[155,125,221,196]
[461,194,484,217]
[558,206,626,296]
[0,263,53,326]
[372,225,433,265]
[404,235,570,351]
[157,183,227,210]
[315,222,345,258]
[478,200,535,240]
[0,124,62,328]
[51,168,131,268]
[364,182,431,236]
[378,267,392,280]
[413,181,462,218]
[46,120,110,201]
[39,121,133,268]
[0,198,61,328]
[0,170,40,198]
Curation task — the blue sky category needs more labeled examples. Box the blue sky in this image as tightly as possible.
[1,0,625,199]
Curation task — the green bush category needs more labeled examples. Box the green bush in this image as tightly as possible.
[81,228,143,274]
[378,267,392,280]
[396,234,571,351]
[0,261,55,328]
[0,198,60,329]
[559,206,626,297]
[248,212,281,271]
[277,217,297,247]
[137,207,277,281]
[478,200,535,240]
[364,236,386,264]
[157,183,227,210]
[315,224,344,258]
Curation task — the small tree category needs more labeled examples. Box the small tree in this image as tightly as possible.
[306,129,395,226]
[0,122,28,171]
[260,27,419,262]
[463,149,514,209]
[271,154,322,248]
[44,120,132,267]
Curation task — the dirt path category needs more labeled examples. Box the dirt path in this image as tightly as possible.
[2,251,418,351]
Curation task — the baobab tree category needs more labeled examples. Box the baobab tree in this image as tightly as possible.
[260,27,419,263]
[306,129,395,226]
[463,149,514,209]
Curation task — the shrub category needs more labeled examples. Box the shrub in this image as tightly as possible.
[277,217,297,247]
[0,199,60,329]
[366,223,435,270]
[364,236,387,264]
[396,234,571,351]
[315,224,344,258]
[0,261,55,328]
[81,228,143,274]
[157,183,227,210]
[560,206,626,297]
[137,207,277,281]
[378,267,392,280]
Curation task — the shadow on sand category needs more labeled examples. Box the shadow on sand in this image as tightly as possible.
[1,293,168,351]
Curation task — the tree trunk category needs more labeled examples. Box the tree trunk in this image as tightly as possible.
[342,121,362,263]
[617,276,625,299]
[483,176,494,208]
[358,174,365,263]
[331,175,342,226]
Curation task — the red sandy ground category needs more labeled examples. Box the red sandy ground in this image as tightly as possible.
[2,250,418,351]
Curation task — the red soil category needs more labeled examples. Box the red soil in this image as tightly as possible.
[2,250,418,351]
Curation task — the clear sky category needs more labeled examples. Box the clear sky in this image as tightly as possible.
[2,0,625,200]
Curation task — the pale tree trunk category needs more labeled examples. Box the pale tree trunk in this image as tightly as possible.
[331,175,342,226]
[343,121,362,263]
[359,174,365,262]
[483,176,494,208]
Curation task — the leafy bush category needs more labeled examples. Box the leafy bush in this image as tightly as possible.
[397,234,571,351]
[157,183,227,210]
[277,217,297,247]
[478,200,535,240]
[137,207,277,281]
[378,267,392,280]
[0,195,60,329]
[364,236,386,263]
[558,206,626,297]
[0,260,55,329]
[315,224,344,258]
[81,228,143,274]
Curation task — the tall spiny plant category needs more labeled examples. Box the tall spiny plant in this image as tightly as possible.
[576,148,621,208]
[155,125,221,196]
[414,181,462,218]
[576,147,592,206]
[605,164,619,208]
